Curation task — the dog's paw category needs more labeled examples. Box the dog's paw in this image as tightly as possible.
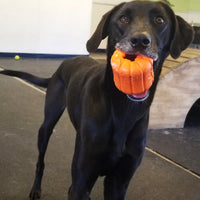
[29,189,41,200]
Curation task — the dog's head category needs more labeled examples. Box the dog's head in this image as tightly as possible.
[87,1,193,59]
[87,1,194,101]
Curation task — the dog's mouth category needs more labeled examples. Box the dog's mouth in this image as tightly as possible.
[111,49,154,102]
[124,54,137,61]
[127,91,149,102]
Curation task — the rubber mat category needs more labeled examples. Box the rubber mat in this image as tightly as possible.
[148,128,200,176]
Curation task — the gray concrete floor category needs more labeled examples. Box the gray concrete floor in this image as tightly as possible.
[0,54,200,200]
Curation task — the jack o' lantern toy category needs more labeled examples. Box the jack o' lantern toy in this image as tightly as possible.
[111,49,154,98]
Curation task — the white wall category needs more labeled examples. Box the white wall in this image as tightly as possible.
[0,0,92,55]
[176,11,200,25]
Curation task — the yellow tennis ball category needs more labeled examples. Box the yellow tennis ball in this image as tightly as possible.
[15,55,20,60]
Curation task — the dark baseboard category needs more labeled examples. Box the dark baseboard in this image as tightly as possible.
[0,52,88,59]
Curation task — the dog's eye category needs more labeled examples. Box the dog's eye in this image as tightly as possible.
[154,16,165,25]
[120,16,129,24]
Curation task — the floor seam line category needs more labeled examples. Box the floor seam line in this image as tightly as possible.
[146,146,200,180]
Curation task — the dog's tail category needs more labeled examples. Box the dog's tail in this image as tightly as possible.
[0,69,50,88]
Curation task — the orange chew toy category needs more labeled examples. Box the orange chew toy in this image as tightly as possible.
[111,49,154,95]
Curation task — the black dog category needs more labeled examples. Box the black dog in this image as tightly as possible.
[0,1,193,200]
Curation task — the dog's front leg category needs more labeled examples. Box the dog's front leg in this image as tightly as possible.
[104,113,149,200]
[68,135,101,200]
[104,153,144,200]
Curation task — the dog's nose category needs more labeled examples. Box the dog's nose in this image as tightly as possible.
[130,34,151,48]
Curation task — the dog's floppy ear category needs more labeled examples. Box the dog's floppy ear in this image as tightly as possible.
[86,3,125,52]
[170,15,194,59]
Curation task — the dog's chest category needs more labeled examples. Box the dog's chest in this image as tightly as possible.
[107,104,148,154]
[109,124,134,155]
[99,129,136,175]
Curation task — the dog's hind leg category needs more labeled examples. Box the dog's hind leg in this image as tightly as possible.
[29,77,66,200]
